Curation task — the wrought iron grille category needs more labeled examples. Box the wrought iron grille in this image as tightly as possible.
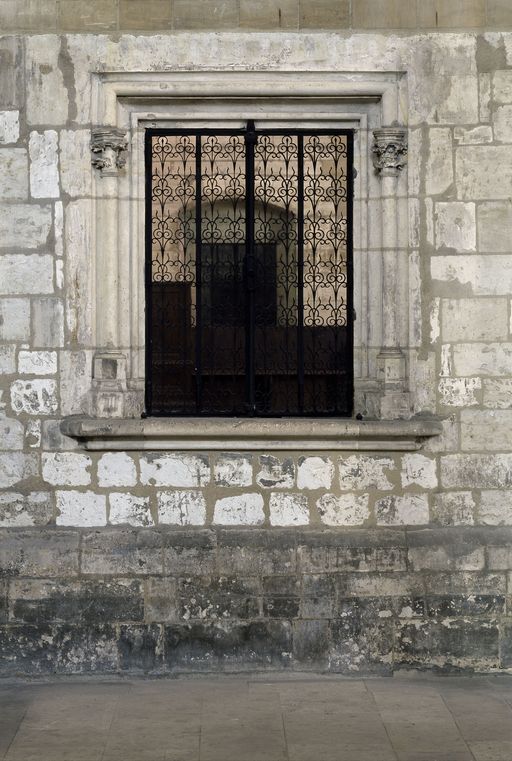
[145,123,353,416]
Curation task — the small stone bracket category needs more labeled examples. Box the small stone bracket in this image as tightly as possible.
[91,127,128,176]
[372,126,408,177]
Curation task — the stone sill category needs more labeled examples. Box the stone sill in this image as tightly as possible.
[60,416,443,451]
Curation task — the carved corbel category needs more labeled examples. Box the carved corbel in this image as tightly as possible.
[91,127,128,176]
[372,126,408,177]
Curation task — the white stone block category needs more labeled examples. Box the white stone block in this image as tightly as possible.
[56,490,106,527]
[439,377,481,407]
[435,202,476,252]
[316,493,370,526]
[479,73,491,122]
[483,379,512,408]
[18,350,57,376]
[426,129,453,196]
[29,130,59,198]
[0,254,53,295]
[441,298,508,342]
[339,455,394,491]
[430,298,440,345]
[456,146,512,200]
[256,455,295,488]
[478,202,512,252]
[454,126,493,145]
[109,492,153,526]
[26,36,68,126]
[0,418,24,450]
[441,453,512,488]
[269,493,309,527]
[54,200,63,256]
[0,298,30,341]
[432,255,512,296]
[214,453,252,487]
[140,453,210,487]
[60,130,92,196]
[10,379,58,415]
[493,70,512,104]
[401,454,437,489]
[479,491,512,526]
[453,343,512,377]
[0,452,37,488]
[431,492,475,526]
[494,104,512,143]
[297,456,333,490]
[0,111,19,144]
[32,297,64,347]
[42,452,92,486]
[59,350,92,417]
[0,345,15,374]
[64,201,93,346]
[158,490,207,526]
[376,495,429,526]
[0,204,51,248]
[98,452,137,487]
[213,494,264,526]
[0,149,28,199]
[0,491,53,527]
[461,409,512,451]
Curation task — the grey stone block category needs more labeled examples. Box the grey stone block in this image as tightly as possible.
[0,529,79,578]
[292,620,329,669]
[177,576,260,621]
[216,529,296,575]
[118,624,164,672]
[81,529,163,576]
[329,598,394,675]
[163,530,216,575]
[425,595,505,618]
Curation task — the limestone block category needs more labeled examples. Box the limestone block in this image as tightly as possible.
[423,413,460,454]
[59,350,92,417]
[483,379,512,408]
[441,453,512,488]
[493,70,512,104]
[0,111,19,144]
[41,420,78,451]
[453,343,512,377]
[441,298,508,342]
[0,492,53,527]
[479,491,512,526]
[316,493,370,526]
[0,453,37,488]
[434,202,475,252]
[42,452,91,486]
[454,126,492,145]
[0,298,30,341]
[297,456,333,490]
[10,379,58,415]
[25,419,41,448]
[418,0,485,27]
[300,0,349,28]
[478,202,512,252]
[461,409,512,451]
[109,493,153,527]
[25,36,68,125]
[240,0,298,29]
[158,491,207,526]
[456,146,512,200]
[375,495,429,526]
[431,492,475,526]
[256,455,294,488]
[269,493,309,527]
[54,201,63,256]
[488,0,512,25]
[339,455,394,491]
[401,454,437,489]
[426,129,453,196]
[213,494,265,526]
[0,203,51,248]
[56,490,106,527]
[214,453,252,487]
[18,351,57,375]
[0,418,24,450]
[408,545,484,572]
[439,377,481,407]
[29,130,59,198]
[98,452,137,487]
[0,149,28,200]
[0,255,53,296]
[140,453,210,487]
[431,255,512,296]
[493,105,512,144]
[64,201,93,345]
[0,346,15,374]
[119,0,172,29]
[479,74,491,122]
[174,0,238,29]
[60,130,92,197]
[61,0,118,30]
[430,298,440,345]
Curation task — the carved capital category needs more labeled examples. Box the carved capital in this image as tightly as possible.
[372,126,408,177]
[91,127,128,176]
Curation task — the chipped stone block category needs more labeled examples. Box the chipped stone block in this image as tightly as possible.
[42,419,78,451]
[0,148,28,200]
[118,623,164,673]
[292,620,329,669]
[144,577,179,623]
[441,454,512,488]
[217,529,294,575]
[493,70,512,104]
[140,453,209,487]
[213,494,265,526]
[60,350,92,416]
[479,491,512,526]
[0,298,30,341]
[426,129,453,196]
[493,104,512,143]
[401,454,437,489]
[453,343,512,377]
[25,36,68,125]
[408,545,484,572]
[18,350,57,376]
[109,493,153,527]
[56,491,106,527]
[0,345,15,374]
[0,254,53,295]
[461,409,512,451]
[0,492,53,527]
[478,201,512,252]
[376,495,429,526]
[158,490,206,526]
[339,455,395,491]
[269,493,309,527]
[479,73,491,122]
[64,201,93,346]
[98,452,136,487]
[0,528,79,578]
[431,492,475,526]
[29,130,59,198]
[439,377,481,407]
[25,419,41,448]
[456,146,512,200]
[214,453,252,487]
[0,453,37,488]
[42,452,91,486]
[178,576,260,622]
[59,129,92,196]
[0,204,51,248]
[0,111,19,144]
[81,528,162,575]
[297,456,333,490]
[329,598,394,675]
[483,379,512,409]
[316,493,370,526]
[256,454,295,488]
[435,202,476,252]
[10,379,58,415]
[454,125,492,145]
[32,297,64,347]
[432,255,512,296]
[0,418,24,450]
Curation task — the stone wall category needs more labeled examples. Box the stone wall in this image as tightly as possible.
[2,28,512,674]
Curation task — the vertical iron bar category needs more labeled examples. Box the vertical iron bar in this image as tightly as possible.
[346,131,354,416]
[195,134,202,413]
[245,121,257,414]
[144,130,153,417]
[297,134,305,413]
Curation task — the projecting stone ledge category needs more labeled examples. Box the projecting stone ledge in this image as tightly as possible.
[60,416,443,452]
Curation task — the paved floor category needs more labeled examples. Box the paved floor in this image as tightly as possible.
[0,674,512,761]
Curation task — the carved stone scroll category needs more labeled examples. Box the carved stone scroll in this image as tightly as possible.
[91,127,128,176]
[372,126,408,177]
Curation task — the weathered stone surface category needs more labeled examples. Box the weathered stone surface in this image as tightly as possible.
[173,0,238,29]
[0,453,38,488]
[218,529,295,575]
[442,298,508,342]
[456,146,512,200]
[376,495,429,526]
[213,494,264,525]
[269,493,309,526]
[56,491,106,526]
[109,493,153,527]
[0,419,24,450]
[461,410,512,451]
[0,528,79,577]
[479,491,512,526]
[59,350,92,416]
[483,378,512,408]
[32,297,64,347]
[64,201,93,346]
[0,255,53,295]
[256,455,294,488]
[431,492,475,526]
[494,104,512,143]
[0,149,28,200]
[439,377,481,407]
[0,204,51,249]
[493,69,512,103]
[140,453,210,487]
[432,255,512,296]
[293,620,329,669]
[10,379,58,415]
[81,529,163,575]
[435,202,476,252]
[339,455,395,491]
[214,453,252,487]
[329,598,394,675]
[401,454,437,489]
[98,452,136,487]
[178,576,260,621]
[441,454,512,488]
[240,0,298,29]
[144,577,178,623]
[454,125,493,145]
[0,298,30,341]
[426,129,453,196]
[0,111,19,144]
[61,0,118,30]
[316,493,370,526]
[59,130,92,196]
[453,343,512,377]
[118,624,163,672]
[478,201,512,252]
[163,530,216,575]
[297,456,333,490]
[43,452,91,486]
[158,490,206,526]
[18,350,58,375]
[29,130,59,198]
[0,492,53,527]
[25,36,68,125]
[0,345,15,374]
